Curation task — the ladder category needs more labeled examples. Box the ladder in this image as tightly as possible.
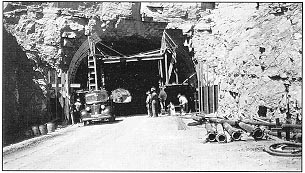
[87,36,98,91]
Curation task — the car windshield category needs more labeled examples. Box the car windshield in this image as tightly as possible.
[85,90,109,104]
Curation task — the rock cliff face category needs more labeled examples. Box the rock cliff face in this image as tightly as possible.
[3,28,48,145]
[191,3,302,121]
[2,2,302,142]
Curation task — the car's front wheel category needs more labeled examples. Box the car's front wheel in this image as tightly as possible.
[109,116,115,122]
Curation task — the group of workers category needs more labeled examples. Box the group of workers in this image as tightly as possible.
[71,87,189,123]
[146,86,189,117]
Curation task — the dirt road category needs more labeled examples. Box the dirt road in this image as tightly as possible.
[3,115,301,171]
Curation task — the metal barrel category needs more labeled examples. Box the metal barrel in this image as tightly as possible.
[39,124,47,135]
[223,122,242,140]
[47,122,56,133]
[238,122,263,139]
[205,123,216,142]
[31,125,40,136]
[216,123,227,143]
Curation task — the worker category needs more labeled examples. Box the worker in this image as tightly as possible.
[167,101,176,116]
[73,98,82,123]
[177,93,188,115]
[151,87,159,117]
[158,86,167,114]
[146,91,152,117]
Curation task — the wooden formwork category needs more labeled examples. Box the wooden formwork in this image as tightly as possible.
[196,61,219,114]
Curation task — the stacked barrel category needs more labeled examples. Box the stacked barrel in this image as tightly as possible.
[25,122,57,139]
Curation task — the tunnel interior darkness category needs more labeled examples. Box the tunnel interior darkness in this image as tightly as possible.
[74,36,161,115]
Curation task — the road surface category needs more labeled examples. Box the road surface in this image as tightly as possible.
[3,115,301,171]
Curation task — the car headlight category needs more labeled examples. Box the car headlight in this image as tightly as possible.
[85,107,91,112]
[81,110,87,116]
[101,105,105,110]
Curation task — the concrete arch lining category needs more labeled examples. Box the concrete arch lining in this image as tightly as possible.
[67,33,101,92]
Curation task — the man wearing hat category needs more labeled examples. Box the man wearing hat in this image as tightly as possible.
[74,98,82,123]
[158,86,167,114]
[146,91,152,117]
[177,93,188,115]
[151,87,158,117]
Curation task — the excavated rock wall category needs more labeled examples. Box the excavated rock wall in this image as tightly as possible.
[2,2,171,142]
[192,3,302,121]
[3,28,48,145]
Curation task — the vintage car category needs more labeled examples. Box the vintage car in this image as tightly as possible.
[80,89,115,125]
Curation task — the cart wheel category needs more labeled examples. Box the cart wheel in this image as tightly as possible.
[109,116,115,122]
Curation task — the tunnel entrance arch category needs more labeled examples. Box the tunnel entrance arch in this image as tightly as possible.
[68,29,198,115]
[68,33,163,114]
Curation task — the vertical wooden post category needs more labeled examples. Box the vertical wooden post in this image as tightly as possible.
[174,70,179,84]
[199,62,202,113]
[61,72,66,121]
[276,118,282,138]
[55,70,59,119]
[64,73,73,124]
[196,62,200,112]
[159,59,163,86]
[208,85,214,113]
[165,53,169,85]
[206,64,209,113]
[214,84,219,112]
[201,63,205,113]
[47,70,51,121]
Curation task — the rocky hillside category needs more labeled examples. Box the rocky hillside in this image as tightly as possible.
[191,3,302,121]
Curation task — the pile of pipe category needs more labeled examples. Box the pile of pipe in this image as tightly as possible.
[184,115,302,144]
[204,119,262,143]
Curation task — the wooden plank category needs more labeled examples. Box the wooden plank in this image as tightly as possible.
[52,84,80,88]
[214,85,219,112]
[203,86,209,114]
[208,85,214,113]
[159,59,163,83]
[70,84,81,88]
[165,53,169,84]
[196,63,200,112]
[103,56,163,64]
[52,84,63,87]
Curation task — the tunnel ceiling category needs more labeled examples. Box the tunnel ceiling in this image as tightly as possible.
[96,36,161,56]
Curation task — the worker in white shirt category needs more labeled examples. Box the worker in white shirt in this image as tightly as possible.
[146,91,152,117]
[177,93,188,115]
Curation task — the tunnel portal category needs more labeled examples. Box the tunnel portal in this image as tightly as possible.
[73,36,161,115]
